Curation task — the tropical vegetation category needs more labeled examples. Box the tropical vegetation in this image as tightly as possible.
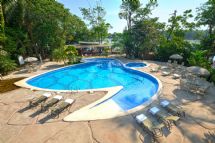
[118,0,215,83]
[0,0,215,83]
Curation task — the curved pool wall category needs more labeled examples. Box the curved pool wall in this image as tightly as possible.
[21,58,160,111]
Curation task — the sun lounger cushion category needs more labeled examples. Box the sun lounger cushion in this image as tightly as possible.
[162,71,170,75]
[161,66,168,70]
[43,92,52,97]
[65,99,74,104]
[160,100,170,107]
[53,95,63,100]
[173,74,180,78]
[149,107,160,115]
[136,114,147,123]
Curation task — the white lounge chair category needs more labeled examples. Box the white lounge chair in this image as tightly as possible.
[40,95,63,111]
[150,67,160,72]
[149,107,180,129]
[173,73,181,79]
[50,99,75,117]
[29,92,52,107]
[135,114,165,137]
[160,100,185,117]
[162,71,171,76]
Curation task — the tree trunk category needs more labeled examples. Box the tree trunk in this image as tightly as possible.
[0,2,5,48]
[128,11,132,29]
[26,22,38,56]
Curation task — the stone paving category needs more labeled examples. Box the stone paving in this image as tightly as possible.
[0,57,215,143]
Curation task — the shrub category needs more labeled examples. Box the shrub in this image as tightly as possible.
[209,69,215,84]
[65,45,78,63]
[52,47,67,65]
[156,37,192,62]
[103,47,109,57]
[52,45,79,65]
[0,56,17,75]
[188,50,210,69]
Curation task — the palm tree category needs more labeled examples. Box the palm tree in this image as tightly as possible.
[0,1,6,48]
[0,0,15,48]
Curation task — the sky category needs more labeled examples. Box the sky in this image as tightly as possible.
[57,0,207,33]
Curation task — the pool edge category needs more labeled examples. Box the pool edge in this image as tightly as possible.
[15,58,162,121]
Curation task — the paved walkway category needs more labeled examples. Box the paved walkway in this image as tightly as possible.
[0,57,215,143]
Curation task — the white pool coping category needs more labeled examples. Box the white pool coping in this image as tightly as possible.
[15,58,162,121]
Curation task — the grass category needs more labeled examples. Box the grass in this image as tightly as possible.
[0,77,26,93]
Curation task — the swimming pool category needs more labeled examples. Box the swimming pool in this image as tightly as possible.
[125,62,147,68]
[24,58,160,111]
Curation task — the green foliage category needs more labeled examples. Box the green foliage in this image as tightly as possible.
[188,50,210,69]
[121,0,164,59]
[52,45,78,65]
[52,47,67,65]
[132,18,164,59]
[2,0,88,59]
[111,32,124,53]
[0,2,5,47]
[156,9,195,62]
[80,2,111,43]
[119,0,140,29]
[103,47,109,57]
[0,0,89,75]
[195,0,215,83]
[4,27,27,57]
[65,15,88,43]
[187,50,215,84]
[0,55,16,75]
[157,37,192,61]
[165,9,196,41]
[65,45,78,63]
[209,69,215,84]
[196,0,215,53]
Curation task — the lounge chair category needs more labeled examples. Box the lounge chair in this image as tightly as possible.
[150,67,159,73]
[160,100,185,117]
[135,114,165,137]
[160,66,169,70]
[173,73,181,79]
[172,61,178,68]
[29,92,52,107]
[149,107,180,129]
[167,60,172,68]
[40,95,63,111]
[50,99,75,118]
[161,71,171,76]
[178,62,184,69]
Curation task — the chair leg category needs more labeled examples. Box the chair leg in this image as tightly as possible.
[67,105,73,113]
[183,111,186,117]
[165,120,172,130]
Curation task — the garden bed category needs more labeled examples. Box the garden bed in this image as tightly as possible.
[0,77,26,93]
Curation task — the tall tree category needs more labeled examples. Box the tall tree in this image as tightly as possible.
[0,1,5,49]
[0,0,13,49]
[166,10,195,41]
[80,2,111,43]
[196,0,215,53]
[120,0,163,59]
[119,0,140,29]
[1,0,88,59]
[157,9,195,61]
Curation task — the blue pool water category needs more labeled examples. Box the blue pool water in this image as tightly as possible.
[125,62,147,68]
[27,58,159,110]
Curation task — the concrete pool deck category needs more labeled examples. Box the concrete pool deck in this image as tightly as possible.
[0,57,215,143]
[14,58,162,122]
